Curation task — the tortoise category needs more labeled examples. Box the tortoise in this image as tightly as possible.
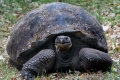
[6,2,112,80]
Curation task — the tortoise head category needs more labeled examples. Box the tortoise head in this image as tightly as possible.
[55,35,72,52]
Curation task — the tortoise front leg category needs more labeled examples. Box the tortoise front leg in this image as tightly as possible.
[22,49,55,80]
[79,48,112,72]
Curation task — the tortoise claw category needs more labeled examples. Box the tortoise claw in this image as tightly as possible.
[22,70,35,80]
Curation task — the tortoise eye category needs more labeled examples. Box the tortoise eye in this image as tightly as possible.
[56,37,60,41]
[55,37,60,43]
[64,37,69,42]
[65,37,68,40]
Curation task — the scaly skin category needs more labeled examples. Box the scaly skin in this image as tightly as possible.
[22,49,55,80]
[79,48,112,72]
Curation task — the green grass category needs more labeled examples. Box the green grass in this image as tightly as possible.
[0,0,120,80]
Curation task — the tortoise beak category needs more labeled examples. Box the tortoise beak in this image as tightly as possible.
[59,39,63,44]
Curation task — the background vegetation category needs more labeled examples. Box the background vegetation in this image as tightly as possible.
[0,0,120,80]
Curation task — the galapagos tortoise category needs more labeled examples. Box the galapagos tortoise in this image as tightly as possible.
[7,2,112,80]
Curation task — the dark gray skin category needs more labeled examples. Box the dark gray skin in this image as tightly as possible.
[22,35,112,80]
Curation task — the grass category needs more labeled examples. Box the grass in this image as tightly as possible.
[0,0,120,80]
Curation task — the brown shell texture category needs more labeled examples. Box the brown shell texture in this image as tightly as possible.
[6,2,108,62]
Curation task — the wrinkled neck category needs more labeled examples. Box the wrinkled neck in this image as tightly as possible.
[59,50,70,59]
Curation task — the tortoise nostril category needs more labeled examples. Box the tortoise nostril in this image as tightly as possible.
[59,39,63,43]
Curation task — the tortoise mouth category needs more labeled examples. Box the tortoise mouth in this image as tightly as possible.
[55,42,72,47]
[55,43,72,52]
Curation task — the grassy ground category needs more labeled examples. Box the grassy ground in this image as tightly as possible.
[0,0,120,80]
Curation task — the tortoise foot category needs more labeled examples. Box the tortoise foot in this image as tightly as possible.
[22,49,55,79]
[22,70,35,80]
[79,48,112,72]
